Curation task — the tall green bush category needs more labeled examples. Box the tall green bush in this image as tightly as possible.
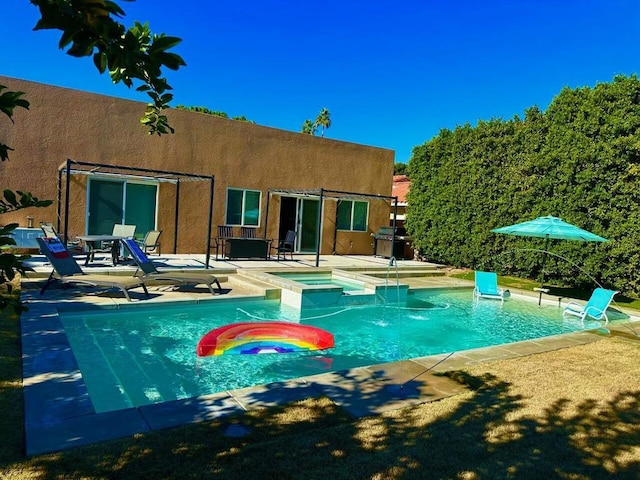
[407,75,640,296]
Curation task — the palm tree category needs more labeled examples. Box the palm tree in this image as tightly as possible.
[301,119,316,135]
[314,108,331,137]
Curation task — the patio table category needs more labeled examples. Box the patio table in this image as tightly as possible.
[224,237,272,260]
[76,235,130,266]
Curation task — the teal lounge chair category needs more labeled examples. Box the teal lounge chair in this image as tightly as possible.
[563,288,617,324]
[473,271,507,302]
[122,238,222,294]
[36,237,149,302]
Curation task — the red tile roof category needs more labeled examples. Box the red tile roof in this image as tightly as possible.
[392,175,410,204]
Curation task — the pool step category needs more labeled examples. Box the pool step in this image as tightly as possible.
[358,270,446,279]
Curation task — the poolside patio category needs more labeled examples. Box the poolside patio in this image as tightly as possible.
[18,253,640,455]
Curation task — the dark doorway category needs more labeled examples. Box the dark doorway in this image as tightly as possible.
[279,197,297,241]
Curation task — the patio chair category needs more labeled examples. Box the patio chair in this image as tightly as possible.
[213,225,233,260]
[136,229,162,255]
[91,223,137,262]
[240,226,256,238]
[36,237,149,302]
[563,288,617,324]
[273,230,296,260]
[122,238,223,294]
[473,271,508,302]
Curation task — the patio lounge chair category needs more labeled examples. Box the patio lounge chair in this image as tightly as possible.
[473,271,508,302]
[36,237,149,302]
[563,288,617,324]
[122,238,223,294]
[273,230,296,260]
[39,222,83,255]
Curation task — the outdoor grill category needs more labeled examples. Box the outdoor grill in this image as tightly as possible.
[372,226,413,259]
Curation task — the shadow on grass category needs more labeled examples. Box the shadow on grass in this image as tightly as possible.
[4,353,640,477]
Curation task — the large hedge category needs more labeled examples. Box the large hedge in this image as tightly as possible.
[407,75,640,296]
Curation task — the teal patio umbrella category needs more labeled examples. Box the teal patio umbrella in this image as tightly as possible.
[491,216,608,304]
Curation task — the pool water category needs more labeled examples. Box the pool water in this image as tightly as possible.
[271,272,365,291]
[59,289,606,413]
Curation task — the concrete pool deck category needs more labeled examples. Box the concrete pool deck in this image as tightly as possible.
[18,253,640,455]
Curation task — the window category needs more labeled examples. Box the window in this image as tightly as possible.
[336,200,368,231]
[88,178,157,237]
[226,188,261,226]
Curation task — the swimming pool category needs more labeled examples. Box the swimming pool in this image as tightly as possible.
[59,288,609,414]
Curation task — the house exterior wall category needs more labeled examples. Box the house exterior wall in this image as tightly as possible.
[0,76,394,255]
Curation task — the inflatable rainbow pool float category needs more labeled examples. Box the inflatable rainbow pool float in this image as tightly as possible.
[196,321,335,356]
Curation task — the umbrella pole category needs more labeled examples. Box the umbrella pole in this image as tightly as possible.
[537,236,550,306]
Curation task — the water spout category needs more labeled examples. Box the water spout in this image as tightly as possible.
[385,256,401,305]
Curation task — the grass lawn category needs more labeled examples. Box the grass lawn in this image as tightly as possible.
[2,278,640,479]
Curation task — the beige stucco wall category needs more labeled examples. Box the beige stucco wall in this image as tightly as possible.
[0,76,394,255]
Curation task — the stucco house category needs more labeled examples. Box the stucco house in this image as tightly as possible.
[0,76,395,259]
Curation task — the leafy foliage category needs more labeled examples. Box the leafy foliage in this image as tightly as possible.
[394,162,407,176]
[0,1,180,313]
[301,108,331,136]
[0,191,53,313]
[407,75,640,296]
[301,119,316,135]
[0,85,29,161]
[0,189,52,215]
[175,105,255,123]
[30,0,185,135]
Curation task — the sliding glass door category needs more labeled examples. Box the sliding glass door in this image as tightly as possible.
[299,198,319,252]
[87,178,157,237]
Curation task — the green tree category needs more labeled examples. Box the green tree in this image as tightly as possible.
[175,105,255,123]
[301,108,331,136]
[231,115,256,124]
[394,162,407,176]
[31,0,185,136]
[315,107,331,137]
[301,119,316,135]
[0,0,184,312]
[176,105,229,117]
[407,75,640,297]
[0,86,29,162]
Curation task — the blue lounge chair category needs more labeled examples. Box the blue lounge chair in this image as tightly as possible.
[122,238,222,294]
[36,237,148,302]
[563,288,617,324]
[473,271,507,302]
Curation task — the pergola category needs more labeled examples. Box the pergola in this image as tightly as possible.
[265,188,399,267]
[57,159,216,266]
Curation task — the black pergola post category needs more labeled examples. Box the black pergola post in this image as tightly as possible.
[315,188,324,267]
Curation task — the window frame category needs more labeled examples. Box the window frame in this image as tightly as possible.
[86,176,158,237]
[336,199,369,232]
[225,187,262,227]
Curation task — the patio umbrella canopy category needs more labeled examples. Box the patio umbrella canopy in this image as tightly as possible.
[491,216,608,304]
[491,216,608,242]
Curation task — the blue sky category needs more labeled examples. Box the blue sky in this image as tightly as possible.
[3,1,640,163]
